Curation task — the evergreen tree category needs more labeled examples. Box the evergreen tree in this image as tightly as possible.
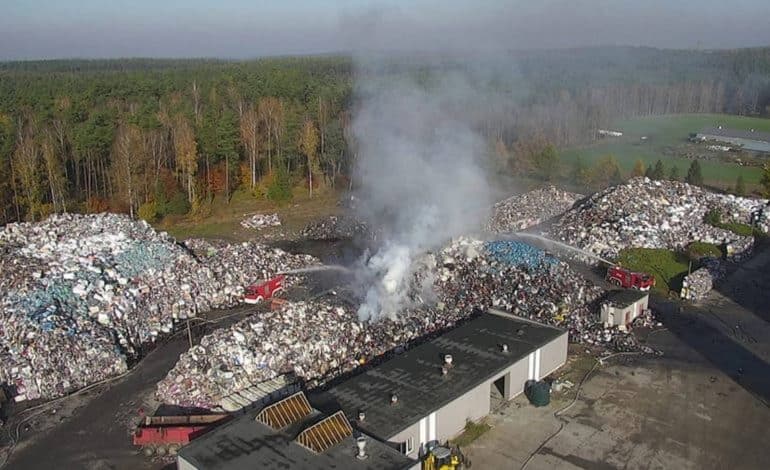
[735,174,746,196]
[216,110,240,201]
[761,165,770,197]
[571,156,590,187]
[652,159,665,180]
[631,159,645,177]
[669,165,680,181]
[644,164,654,179]
[685,160,704,186]
[533,144,559,181]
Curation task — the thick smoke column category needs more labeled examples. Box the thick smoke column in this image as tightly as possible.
[352,64,494,321]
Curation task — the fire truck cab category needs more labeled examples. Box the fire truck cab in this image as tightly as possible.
[244,275,285,304]
[606,266,654,290]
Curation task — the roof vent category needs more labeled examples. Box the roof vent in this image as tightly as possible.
[358,410,366,422]
[443,354,453,366]
[356,436,368,460]
[390,393,398,405]
[501,344,509,353]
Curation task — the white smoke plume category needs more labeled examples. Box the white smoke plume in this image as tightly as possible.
[351,60,495,321]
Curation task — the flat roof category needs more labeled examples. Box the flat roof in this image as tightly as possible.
[603,289,648,307]
[311,311,565,440]
[698,127,770,144]
[178,408,417,470]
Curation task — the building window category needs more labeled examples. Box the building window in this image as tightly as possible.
[399,437,414,455]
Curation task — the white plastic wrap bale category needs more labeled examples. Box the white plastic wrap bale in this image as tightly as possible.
[0,213,320,402]
[240,213,281,230]
[487,186,584,233]
[548,177,768,261]
[157,236,650,408]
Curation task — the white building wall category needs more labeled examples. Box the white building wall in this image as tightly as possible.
[177,456,197,470]
[387,330,568,456]
[538,332,568,378]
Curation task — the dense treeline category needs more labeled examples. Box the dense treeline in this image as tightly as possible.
[1,47,770,223]
[0,56,353,222]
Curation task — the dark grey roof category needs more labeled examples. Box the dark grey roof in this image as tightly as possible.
[311,311,565,440]
[603,289,648,307]
[178,408,417,470]
[698,127,770,144]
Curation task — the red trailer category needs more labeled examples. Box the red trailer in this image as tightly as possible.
[244,275,285,304]
[133,414,231,456]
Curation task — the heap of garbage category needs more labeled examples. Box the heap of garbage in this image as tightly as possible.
[184,239,318,306]
[158,236,643,408]
[488,186,584,233]
[0,213,319,402]
[301,215,373,241]
[240,213,281,229]
[549,177,768,260]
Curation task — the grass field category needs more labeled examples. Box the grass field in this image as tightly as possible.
[616,248,691,294]
[156,186,341,241]
[562,114,770,189]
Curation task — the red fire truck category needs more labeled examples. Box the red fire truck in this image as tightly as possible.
[244,275,285,304]
[606,265,655,290]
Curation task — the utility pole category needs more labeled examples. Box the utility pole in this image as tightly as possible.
[187,319,193,348]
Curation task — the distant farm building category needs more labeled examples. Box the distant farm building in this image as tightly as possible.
[598,129,623,138]
[693,127,770,153]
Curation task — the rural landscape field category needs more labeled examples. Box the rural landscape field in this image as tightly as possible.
[2,2,770,470]
[563,114,770,189]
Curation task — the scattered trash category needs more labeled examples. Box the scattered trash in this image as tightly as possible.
[240,213,281,230]
[301,215,373,241]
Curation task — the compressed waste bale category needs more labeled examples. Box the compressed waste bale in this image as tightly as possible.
[680,259,725,301]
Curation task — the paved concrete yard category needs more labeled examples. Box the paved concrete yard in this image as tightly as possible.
[465,358,769,470]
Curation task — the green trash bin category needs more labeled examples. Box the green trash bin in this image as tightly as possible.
[525,380,551,407]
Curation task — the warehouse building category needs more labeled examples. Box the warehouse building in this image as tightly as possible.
[177,310,567,468]
[177,391,419,470]
[694,127,770,153]
[312,309,567,459]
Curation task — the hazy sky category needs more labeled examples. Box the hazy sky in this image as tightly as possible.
[2,0,770,60]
